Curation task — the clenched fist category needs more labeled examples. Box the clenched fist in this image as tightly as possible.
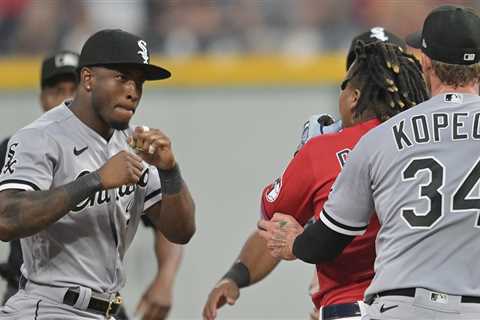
[97,150,144,189]
[128,126,176,170]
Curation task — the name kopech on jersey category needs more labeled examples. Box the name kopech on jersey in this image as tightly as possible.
[392,93,480,151]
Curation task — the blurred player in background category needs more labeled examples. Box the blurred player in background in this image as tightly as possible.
[0,50,184,320]
[202,28,417,320]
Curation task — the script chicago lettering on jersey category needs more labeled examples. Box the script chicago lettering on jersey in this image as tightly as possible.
[72,168,150,212]
[392,112,480,151]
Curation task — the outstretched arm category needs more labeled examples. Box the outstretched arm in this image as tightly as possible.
[202,230,280,320]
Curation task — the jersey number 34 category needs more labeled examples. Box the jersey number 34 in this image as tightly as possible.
[401,157,480,229]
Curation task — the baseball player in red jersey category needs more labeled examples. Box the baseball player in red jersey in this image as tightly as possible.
[203,28,410,320]
[258,40,428,320]
[261,118,380,310]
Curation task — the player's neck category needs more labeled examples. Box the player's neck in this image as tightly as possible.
[69,96,114,141]
[350,111,376,127]
[429,76,479,96]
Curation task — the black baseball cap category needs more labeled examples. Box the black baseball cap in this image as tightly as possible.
[41,51,79,88]
[405,5,480,65]
[346,27,406,70]
[79,29,171,80]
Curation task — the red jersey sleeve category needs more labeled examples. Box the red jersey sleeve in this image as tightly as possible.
[260,145,317,226]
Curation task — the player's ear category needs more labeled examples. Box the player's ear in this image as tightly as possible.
[350,88,361,111]
[39,90,48,112]
[420,53,432,74]
[80,67,94,93]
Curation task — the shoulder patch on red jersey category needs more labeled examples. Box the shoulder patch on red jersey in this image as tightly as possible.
[265,177,282,202]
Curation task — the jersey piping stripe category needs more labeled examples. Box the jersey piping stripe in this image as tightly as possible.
[145,188,162,202]
[0,179,40,191]
[144,188,162,211]
[34,299,41,320]
[321,209,367,236]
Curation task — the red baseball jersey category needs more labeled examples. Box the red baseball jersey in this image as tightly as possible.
[260,119,380,308]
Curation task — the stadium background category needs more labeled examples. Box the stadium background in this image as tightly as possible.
[0,0,476,319]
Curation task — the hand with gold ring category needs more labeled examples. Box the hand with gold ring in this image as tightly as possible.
[127,126,176,169]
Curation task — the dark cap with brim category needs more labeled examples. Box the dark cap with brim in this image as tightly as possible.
[407,5,480,65]
[79,29,171,81]
[41,51,79,88]
[405,31,421,49]
[346,27,406,70]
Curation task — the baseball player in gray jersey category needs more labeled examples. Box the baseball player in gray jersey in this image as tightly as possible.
[259,5,480,320]
[0,29,195,320]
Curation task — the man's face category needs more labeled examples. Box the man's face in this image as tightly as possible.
[338,67,359,128]
[40,78,78,112]
[89,65,146,130]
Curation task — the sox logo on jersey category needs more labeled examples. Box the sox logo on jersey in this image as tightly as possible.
[72,168,150,212]
[3,143,18,175]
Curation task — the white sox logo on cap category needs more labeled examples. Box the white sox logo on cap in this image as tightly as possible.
[370,27,389,41]
[137,40,149,64]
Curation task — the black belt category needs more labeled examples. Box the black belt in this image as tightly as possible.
[377,288,480,304]
[322,302,361,320]
[63,289,123,318]
[19,277,123,318]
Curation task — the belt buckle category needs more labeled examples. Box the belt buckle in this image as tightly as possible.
[105,294,123,319]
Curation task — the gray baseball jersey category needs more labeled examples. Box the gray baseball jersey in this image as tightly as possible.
[0,102,162,294]
[321,93,480,301]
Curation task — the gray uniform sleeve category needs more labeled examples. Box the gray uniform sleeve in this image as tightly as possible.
[0,128,57,192]
[143,165,162,212]
[321,136,374,236]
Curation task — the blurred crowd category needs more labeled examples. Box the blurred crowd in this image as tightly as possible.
[1,0,479,57]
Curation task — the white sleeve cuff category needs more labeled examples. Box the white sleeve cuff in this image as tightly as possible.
[320,209,368,236]
[143,188,162,212]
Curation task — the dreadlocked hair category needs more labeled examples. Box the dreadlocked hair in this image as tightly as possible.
[348,40,429,122]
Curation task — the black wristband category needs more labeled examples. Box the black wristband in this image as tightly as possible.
[64,171,103,208]
[157,164,183,195]
[222,261,250,288]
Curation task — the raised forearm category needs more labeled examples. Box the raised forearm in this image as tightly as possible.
[0,172,102,241]
[153,184,195,244]
[148,165,195,244]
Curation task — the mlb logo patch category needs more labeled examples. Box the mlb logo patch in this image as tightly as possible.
[444,93,463,104]
[464,53,476,61]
